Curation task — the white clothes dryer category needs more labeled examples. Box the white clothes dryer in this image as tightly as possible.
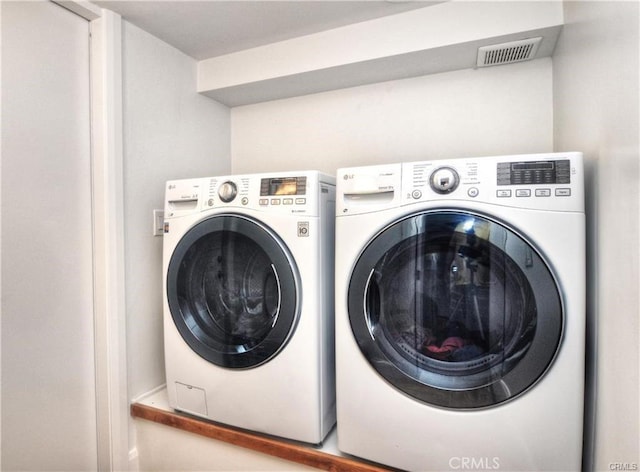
[163,171,336,444]
[335,153,585,471]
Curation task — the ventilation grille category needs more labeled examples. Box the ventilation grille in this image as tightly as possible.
[477,37,542,67]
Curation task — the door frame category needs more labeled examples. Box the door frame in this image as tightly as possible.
[54,2,129,470]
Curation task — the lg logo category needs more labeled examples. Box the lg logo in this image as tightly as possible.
[449,457,501,470]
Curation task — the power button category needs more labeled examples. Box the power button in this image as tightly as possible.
[411,189,422,199]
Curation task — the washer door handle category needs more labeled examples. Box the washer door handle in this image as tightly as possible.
[363,268,378,340]
[270,264,282,328]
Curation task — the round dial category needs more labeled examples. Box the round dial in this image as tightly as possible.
[430,167,460,194]
[218,181,238,203]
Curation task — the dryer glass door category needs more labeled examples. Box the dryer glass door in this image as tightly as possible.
[167,215,299,369]
[348,211,562,409]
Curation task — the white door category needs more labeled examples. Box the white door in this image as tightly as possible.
[1,1,97,470]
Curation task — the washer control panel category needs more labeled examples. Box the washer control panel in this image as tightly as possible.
[165,172,334,218]
[207,175,310,210]
[258,176,308,207]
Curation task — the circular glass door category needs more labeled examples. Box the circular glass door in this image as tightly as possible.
[167,214,300,369]
[348,211,562,408]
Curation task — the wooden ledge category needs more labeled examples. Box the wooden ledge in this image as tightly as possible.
[131,402,392,472]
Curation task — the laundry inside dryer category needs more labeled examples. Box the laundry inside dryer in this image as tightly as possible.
[355,211,549,392]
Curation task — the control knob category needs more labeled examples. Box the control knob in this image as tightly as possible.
[430,167,460,194]
[218,181,238,203]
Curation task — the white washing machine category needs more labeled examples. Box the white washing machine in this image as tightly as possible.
[163,171,336,444]
[335,153,585,471]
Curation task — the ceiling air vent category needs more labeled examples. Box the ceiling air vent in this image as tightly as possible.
[477,37,542,68]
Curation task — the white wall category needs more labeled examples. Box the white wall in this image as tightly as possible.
[231,58,554,174]
[136,420,316,472]
[553,2,639,470]
[121,18,231,450]
[1,2,98,470]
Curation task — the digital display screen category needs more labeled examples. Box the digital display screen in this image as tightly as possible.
[512,162,554,171]
[260,177,306,196]
[497,160,570,185]
[269,178,297,195]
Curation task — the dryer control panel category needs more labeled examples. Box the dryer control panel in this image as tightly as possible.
[337,152,584,216]
[402,152,584,213]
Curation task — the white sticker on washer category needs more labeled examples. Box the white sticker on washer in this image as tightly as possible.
[297,222,309,237]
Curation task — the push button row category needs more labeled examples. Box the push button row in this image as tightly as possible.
[496,188,571,198]
[259,198,306,206]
